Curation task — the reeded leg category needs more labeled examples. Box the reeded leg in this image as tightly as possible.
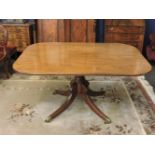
[81,94,111,124]
[53,90,71,96]
[45,93,76,122]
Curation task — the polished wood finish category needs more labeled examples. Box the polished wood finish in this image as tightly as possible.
[104,19,145,51]
[13,42,152,123]
[36,19,95,42]
[45,76,111,124]
[13,42,151,76]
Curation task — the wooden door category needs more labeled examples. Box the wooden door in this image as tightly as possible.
[36,19,96,42]
[36,19,65,42]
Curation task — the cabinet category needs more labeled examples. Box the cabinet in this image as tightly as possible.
[1,23,34,52]
[104,19,145,51]
[36,19,96,42]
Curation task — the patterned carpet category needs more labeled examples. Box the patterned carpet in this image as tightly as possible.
[0,73,155,134]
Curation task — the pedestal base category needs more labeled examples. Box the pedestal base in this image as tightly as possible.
[45,76,111,124]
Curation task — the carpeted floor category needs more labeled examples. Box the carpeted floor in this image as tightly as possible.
[0,73,155,134]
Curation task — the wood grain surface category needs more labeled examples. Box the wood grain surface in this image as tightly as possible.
[13,42,152,76]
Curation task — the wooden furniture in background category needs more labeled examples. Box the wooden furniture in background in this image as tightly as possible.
[104,19,145,51]
[0,25,17,78]
[0,25,7,76]
[13,42,151,123]
[0,23,34,52]
[36,19,96,42]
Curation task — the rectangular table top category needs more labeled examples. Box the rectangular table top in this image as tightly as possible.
[13,42,152,76]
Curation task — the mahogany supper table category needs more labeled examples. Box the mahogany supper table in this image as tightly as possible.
[13,42,152,124]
